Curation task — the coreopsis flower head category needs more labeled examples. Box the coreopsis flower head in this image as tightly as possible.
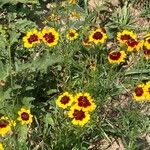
[117,30,137,45]
[23,29,41,48]
[89,60,96,71]
[44,14,61,22]
[89,28,107,45]
[68,105,90,126]
[126,39,144,52]
[68,0,77,4]
[144,81,150,100]
[143,46,150,60]
[0,116,15,136]
[40,27,59,47]
[108,51,126,64]
[17,108,33,125]
[0,143,4,150]
[66,29,78,41]
[144,33,150,49]
[70,12,81,20]
[82,37,92,47]
[145,34,150,38]
[56,92,74,109]
[132,84,147,101]
[73,92,96,112]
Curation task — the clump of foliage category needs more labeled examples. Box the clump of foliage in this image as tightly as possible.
[0,0,150,150]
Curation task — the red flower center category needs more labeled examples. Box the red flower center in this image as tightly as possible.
[69,32,75,37]
[43,33,55,43]
[120,34,132,41]
[60,96,70,104]
[21,112,29,121]
[109,52,121,60]
[134,87,143,96]
[27,34,38,44]
[92,31,103,40]
[78,96,91,108]
[127,39,138,47]
[73,109,85,121]
[148,87,150,94]
[0,119,9,128]
[147,38,150,44]
[83,38,89,43]
[144,49,150,55]
[143,47,150,55]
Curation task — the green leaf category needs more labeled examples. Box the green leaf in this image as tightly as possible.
[0,26,8,56]
[13,84,22,89]
[25,86,34,90]
[44,113,55,126]
[125,69,150,75]
[12,18,36,32]
[21,97,35,106]
[47,89,58,95]
[0,0,38,5]
[18,125,28,144]
[9,30,21,45]
[43,113,55,135]
[0,60,9,80]
[0,88,12,103]
[15,53,63,73]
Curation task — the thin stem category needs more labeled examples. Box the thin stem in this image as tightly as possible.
[8,44,13,90]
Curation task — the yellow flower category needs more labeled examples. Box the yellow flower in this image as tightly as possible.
[23,29,40,48]
[0,116,15,136]
[89,60,96,71]
[145,33,150,38]
[66,29,78,41]
[143,46,150,60]
[108,51,126,64]
[68,0,77,4]
[126,39,144,52]
[82,37,92,47]
[70,12,81,20]
[41,28,59,47]
[45,14,61,21]
[56,92,74,109]
[89,28,107,44]
[144,36,150,49]
[117,30,137,45]
[68,105,90,126]
[144,81,150,100]
[0,143,4,150]
[132,84,147,101]
[73,92,96,112]
[17,108,33,125]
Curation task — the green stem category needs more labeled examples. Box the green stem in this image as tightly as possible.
[8,44,13,90]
